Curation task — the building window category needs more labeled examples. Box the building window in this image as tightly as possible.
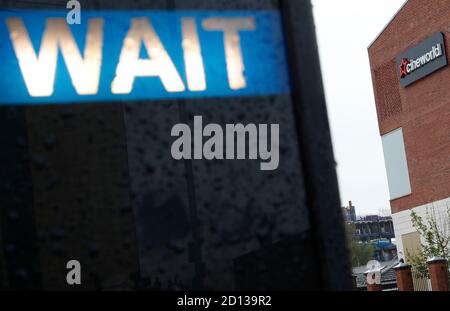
[381,128,412,200]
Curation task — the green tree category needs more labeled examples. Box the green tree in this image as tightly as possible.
[406,206,450,279]
[345,223,375,267]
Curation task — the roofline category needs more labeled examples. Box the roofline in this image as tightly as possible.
[367,0,410,49]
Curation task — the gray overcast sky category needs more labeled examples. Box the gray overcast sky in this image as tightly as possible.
[311,0,406,216]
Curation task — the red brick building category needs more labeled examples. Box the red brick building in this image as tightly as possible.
[368,0,450,267]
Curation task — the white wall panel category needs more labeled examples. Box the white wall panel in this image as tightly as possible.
[382,128,412,200]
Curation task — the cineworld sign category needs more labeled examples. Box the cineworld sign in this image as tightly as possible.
[0,10,290,105]
[397,32,447,87]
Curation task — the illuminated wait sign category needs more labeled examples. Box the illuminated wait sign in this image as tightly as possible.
[0,10,290,105]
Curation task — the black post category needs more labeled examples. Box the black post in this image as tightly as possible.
[279,0,352,290]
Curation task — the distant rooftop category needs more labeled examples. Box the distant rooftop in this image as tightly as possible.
[353,259,399,289]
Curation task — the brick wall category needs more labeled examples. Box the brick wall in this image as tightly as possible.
[368,0,450,214]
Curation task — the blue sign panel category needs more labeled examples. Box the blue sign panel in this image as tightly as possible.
[0,10,291,105]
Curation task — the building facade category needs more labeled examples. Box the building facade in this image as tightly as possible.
[368,0,450,262]
[342,201,357,223]
[354,216,395,243]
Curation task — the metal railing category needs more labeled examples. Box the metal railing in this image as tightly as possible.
[411,270,431,291]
